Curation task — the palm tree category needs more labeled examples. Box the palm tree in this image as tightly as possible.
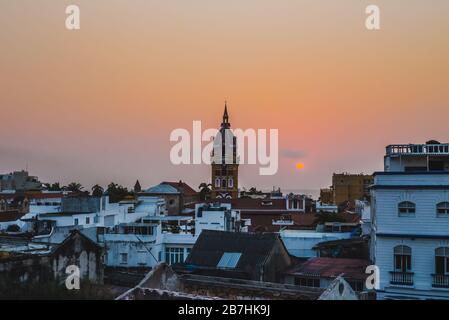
[106,182,130,203]
[91,184,104,197]
[198,183,212,201]
[66,182,83,193]
[44,182,61,191]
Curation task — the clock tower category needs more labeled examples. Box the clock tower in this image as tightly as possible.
[211,103,239,199]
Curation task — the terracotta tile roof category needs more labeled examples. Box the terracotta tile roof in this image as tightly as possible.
[241,212,360,233]
[241,212,318,232]
[161,181,198,196]
[197,198,291,210]
[0,192,63,200]
[285,257,370,280]
[0,210,25,223]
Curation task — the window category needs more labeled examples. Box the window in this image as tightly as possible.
[215,178,220,188]
[435,247,449,275]
[221,179,227,188]
[137,251,147,265]
[217,252,242,269]
[294,277,320,288]
[394,245,412,272]
[74,218,79,226]
[120,253,128,265]
[228,178,233,188]
[398,201,415,216]
[437,202,449,216]
[86,217,90,224]
[165,247,184,265]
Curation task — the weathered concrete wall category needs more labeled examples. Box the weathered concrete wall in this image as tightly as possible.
[0,231,104,287]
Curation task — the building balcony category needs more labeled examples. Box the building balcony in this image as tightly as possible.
[432,274,449,288]
[386,144,449,156]
[389,271,414,286]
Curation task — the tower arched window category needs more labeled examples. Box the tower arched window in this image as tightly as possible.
[228,178,233,188]
[215,178,220,188]
[222,179,227,188]
[398,201,415,216]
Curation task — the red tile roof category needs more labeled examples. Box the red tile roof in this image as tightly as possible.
[285,257,370,280]
[241,212,318,232]
[0,192,63,200]
[241,212,360,232]
[162,181,198,196]
[0,210,26,223]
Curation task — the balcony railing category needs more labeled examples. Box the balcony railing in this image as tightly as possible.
[432,274,449,288]
[390,271,414,286]
[386,144,449,156]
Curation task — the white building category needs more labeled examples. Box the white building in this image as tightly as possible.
[194,202,241,234]
[315,201,338,213]
[355,200,371,236]
[102,202,242,269]
[372,141,449,300]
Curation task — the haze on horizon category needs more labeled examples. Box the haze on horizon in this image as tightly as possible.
[1,0,448,193]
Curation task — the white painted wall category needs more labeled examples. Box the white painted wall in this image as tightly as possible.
[372,172,449,299]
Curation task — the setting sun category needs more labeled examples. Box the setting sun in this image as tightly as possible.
[296,162,305,170]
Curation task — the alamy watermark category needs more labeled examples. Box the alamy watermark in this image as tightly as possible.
[65,5,80,30]
[65,265,80,290]
[365,5,381,30]
[365,265,380,290]
[65,4,380,31]
[170,121,279,176]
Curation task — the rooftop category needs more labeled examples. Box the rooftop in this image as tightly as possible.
[144,183,180,194]
[184,230,283,272]
[285,257,370,280]
[386,142,449,157]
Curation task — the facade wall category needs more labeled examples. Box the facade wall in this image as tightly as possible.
[332,174,373,205]
[0,233,103,286]
[105,239,159,268]
[373,188,449,236]
[211,164,239,199]
[372,172,449,299]
[375,236,449,299]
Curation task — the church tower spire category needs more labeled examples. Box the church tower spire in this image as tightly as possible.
[211,102,239,199]
[221,101,230,129]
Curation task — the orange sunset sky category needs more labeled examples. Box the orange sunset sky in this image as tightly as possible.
[1,0,449,194]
